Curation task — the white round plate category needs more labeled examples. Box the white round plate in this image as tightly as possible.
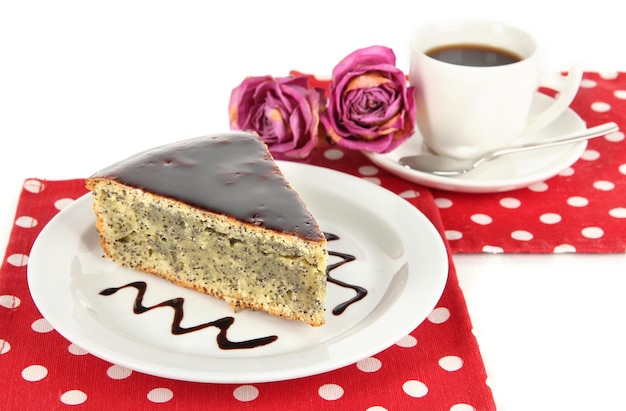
[28,162,448,383]
[364,93,587,193]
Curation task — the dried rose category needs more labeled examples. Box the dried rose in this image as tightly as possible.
[229,75,325,159]
[321,46,416,153]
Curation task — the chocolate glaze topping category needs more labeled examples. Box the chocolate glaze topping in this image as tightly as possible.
[91,132,324,241]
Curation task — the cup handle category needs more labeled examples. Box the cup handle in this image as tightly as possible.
[523,65,583,134]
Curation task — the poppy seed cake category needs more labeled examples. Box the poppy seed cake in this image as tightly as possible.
[85,131,328,326]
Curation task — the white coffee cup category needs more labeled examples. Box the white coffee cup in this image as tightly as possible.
[409,19,582,160]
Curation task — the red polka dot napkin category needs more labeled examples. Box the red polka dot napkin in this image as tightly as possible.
[296,71,626,253]
[0,178,495,410]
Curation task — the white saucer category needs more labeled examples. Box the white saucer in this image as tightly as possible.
[364,93,587,193]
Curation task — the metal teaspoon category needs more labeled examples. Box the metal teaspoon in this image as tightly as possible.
[399,122,619,176]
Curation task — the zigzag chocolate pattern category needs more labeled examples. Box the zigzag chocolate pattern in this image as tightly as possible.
[99,281,278,350]
[324,232,367,315]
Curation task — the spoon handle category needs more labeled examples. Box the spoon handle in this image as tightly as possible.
[486,122,619,161]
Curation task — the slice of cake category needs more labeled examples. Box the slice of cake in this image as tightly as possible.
[85,131,328,326]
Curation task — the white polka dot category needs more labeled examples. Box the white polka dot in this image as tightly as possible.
[591,101,611,112]
[7,253,28,267]
[470,214,492,225]
[402,380,428,398]
[528,182,548,192]
[15,216,38,228]
[107,364,132,380]
[435,198,453,208]
[581,150,600,161]
[324,148,344,160]
[620,164,626,175]
[482,245,503,253]
[366,407,388,411]
[600,72,618,80]
[559,167,575,177]
[0,339,10,354]
[445,230,462,241]
[428,307,450,324]
[540,213,561,224]
[60,390,87,405]
[614,90,626,99]
[362,177,381,185]
[554,244,576,253]
[450,404,476,411]
[233,385,259,402]
[609,208,626,218]
[54,198,75,210]
[318,383,344,401]
[567,196,589,207]
[438,355,463,371]
[32,318,54,333]
[606,131,625,142]
[358,165,378,176]
[357,357,382,373]
[22,365,48,382]
[399,190,419,198]
[23,179,45,193]
[499,197,520,208]
[511,230,533,241]
[68,344,88,355]
[582,227,604,239]
[147,388,173,403]
[0,295,21,309]
[396,334,417,347]
[580,79,597,88]
[594,180,615,191]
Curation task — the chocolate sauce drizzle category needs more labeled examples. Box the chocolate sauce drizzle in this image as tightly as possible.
[99,282,278,350]
[98,232,365,350]
[325,232,367,315]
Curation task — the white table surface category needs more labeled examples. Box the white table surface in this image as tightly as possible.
[2,1,625,410]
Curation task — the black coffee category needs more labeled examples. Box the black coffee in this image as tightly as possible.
[426,44,522,67]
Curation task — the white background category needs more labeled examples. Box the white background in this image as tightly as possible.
[2,1,626,410]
